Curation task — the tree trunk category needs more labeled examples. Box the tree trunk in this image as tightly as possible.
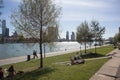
[40,19,43,68]
[79,44,82,56]
[39,43,43,68]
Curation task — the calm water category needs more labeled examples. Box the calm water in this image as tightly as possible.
[0,42,87,59]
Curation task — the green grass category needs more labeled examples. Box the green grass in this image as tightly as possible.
[87,45,114,55]
[14,59,109,80]
[1,45,114,80]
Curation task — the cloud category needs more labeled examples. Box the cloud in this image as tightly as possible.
[61,12,120,23]
[61,0,113,9]
[11,0,21,3]
[58,0,120,23]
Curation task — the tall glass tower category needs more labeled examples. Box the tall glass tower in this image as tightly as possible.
[66,31,69,41]
[2,20,6,37]
[71,32,75,41]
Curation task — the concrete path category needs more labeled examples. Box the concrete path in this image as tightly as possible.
[90,49,120,80]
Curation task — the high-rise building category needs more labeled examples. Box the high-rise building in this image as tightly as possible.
[2,20,9,37]
[5,28,9,37]
[71,32,75,41]
[119,27,120,32]
[2,20,6,37]
[66,31,69,41]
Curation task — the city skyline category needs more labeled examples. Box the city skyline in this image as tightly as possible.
[65,31,75,41]
[0,0,120,39]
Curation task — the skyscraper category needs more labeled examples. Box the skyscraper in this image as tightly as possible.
[66,31,69,41]
[71,32,75,41]
[119,27,120,32]
[2,20,6,37]
[2,20,9,37]
[5,28,9,37]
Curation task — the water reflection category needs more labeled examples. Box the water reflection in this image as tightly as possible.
[0,42,86,59]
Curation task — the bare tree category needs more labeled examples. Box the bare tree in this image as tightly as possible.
[76,21,92,54]
[11,0,61,68]
[88,31,94,49]
[91,20,105,53]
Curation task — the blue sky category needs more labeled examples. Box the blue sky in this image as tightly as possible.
[0,0,120,39]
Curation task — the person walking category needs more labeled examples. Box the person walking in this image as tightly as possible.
[33,50,38,59]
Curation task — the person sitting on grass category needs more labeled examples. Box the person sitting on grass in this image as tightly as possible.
[0,67,4,80]
[70,56,85,65]
[7,65,16,79]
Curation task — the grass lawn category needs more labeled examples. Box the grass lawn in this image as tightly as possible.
[1,45,114,80]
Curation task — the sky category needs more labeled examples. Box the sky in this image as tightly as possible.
[0,0,120,39]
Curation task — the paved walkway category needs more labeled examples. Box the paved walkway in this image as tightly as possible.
[90,49,120,80]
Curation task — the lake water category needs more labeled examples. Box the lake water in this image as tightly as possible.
[0,42,89,59]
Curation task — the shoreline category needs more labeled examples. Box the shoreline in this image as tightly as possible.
[0,44,109,66]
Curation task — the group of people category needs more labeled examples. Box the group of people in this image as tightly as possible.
[0,50,38,80]
[0,50,39,80]
[0,65,16,80]
[70,54,85,65]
